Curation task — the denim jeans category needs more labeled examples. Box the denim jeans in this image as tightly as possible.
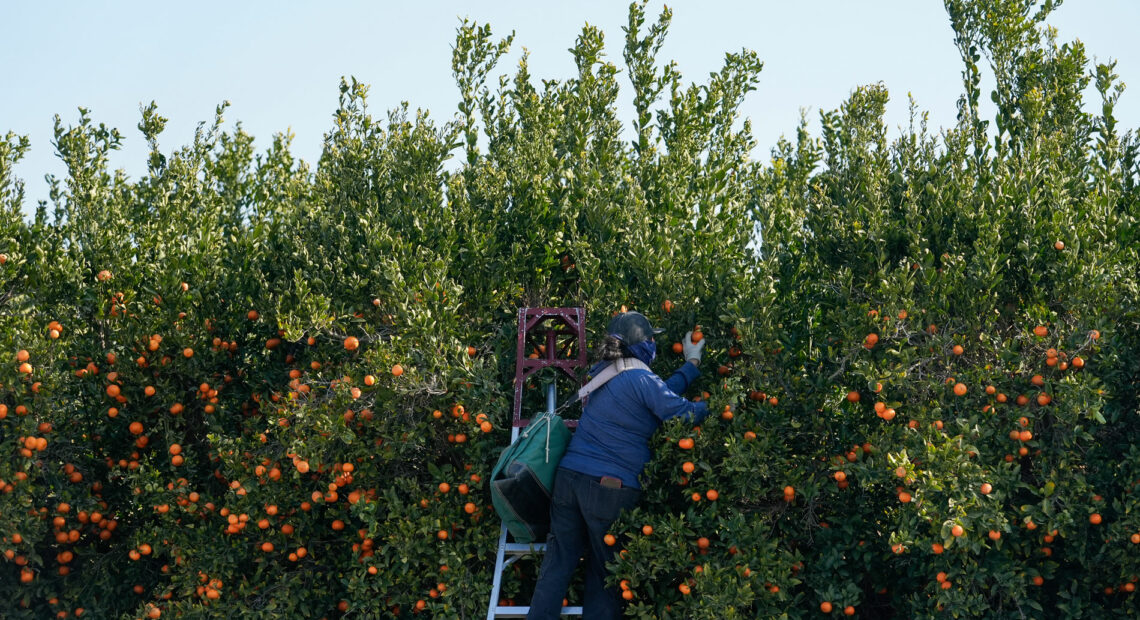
[527,468,641,620]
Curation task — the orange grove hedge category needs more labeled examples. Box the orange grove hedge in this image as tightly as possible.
[1,1,1139,618]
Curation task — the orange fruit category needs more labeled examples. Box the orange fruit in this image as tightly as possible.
[672,342,683,354]
[898,491,911,503]
[820,601,833,613]
[951,524,964,537]
[641,524,653,536]
[1090,513,1102,525]
[953,382,967,396]
[863,333,879,349]
[1033,325,1048,337]
[705,489,719,501]
[690,329,703,344]
[952,344,964,355]
[980,483,992,495]
[989,530,1001,540]
[682,461,695,474]
[678,438,694,450]
[1054,240,1065,250]
[846,391,860,402]
[344,336,359,351]
[391,364,404,376]
[604,534,616,546]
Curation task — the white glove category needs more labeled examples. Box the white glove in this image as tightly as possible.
[682,331,706,365]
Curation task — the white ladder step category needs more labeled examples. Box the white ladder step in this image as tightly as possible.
[491,605,583,618]
[504,542,545,555]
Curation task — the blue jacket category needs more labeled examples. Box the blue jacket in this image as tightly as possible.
[558,360,709,489]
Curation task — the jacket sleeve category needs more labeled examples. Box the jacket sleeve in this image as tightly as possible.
[639,370,709,425]
[664,362,700,395]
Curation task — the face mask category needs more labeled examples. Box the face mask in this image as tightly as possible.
[629,340,657,367]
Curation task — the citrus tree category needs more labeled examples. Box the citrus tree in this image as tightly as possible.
[1,0,1138,618]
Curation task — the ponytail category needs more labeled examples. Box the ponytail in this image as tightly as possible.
[598,335,630,361]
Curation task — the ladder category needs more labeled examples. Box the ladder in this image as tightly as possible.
[486,308,588,619]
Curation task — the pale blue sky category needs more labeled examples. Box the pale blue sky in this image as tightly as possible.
[2,1,1137,209]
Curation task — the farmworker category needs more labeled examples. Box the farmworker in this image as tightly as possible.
[527,311,709,619]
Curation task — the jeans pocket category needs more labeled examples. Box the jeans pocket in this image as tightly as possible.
[585,481,641,525]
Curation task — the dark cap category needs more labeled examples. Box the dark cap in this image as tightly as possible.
[606,311,664,345]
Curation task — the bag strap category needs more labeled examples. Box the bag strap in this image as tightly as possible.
[552,357,651,415]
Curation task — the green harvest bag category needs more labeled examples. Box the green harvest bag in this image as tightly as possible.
[490,411,571,544]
